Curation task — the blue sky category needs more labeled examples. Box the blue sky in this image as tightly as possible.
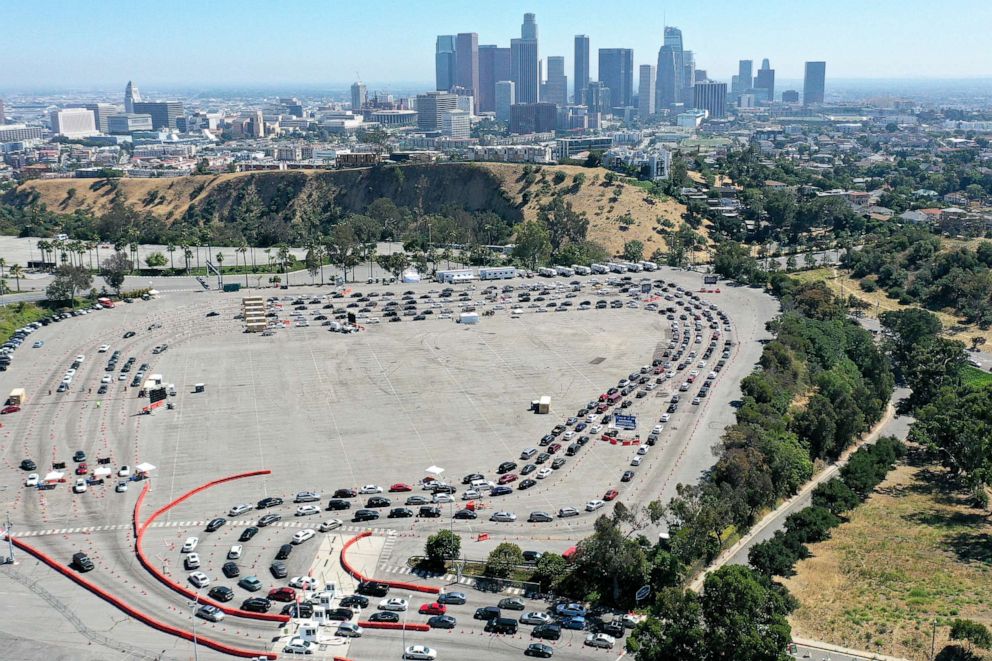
[3,0,990,90]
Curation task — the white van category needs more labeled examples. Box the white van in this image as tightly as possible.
[167,384,177,396]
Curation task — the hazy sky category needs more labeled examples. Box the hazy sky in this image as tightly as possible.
[4,0,990,90]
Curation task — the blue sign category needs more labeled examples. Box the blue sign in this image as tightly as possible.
[614,414,637,430]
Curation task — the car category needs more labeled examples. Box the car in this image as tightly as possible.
[222,562,240,578]
[603,489,619,501]
[462,473,485,484]
[532,623,562,640]
[1,405,21,415]
[521,611,553,625]
[257,513,281,527]
[196,604,225,622]
[353,509,380,522]
[242,596,272,613]
[75,463,89,476]
[561,615,587,630]
[389,482,413,492]
[474,606,501,620]
[282,638,315,655]
[498,597,525,611]
[72,450,86,463]
[228,503,252,517]
[276,544,293,559]
[268,587,297,602]
[378,597,408,611]
[419,602,446,615]
[72,551,94,572]
[402,645,437,660]
[369,611,400,623]
[238,576,263,591]
[339,594,369,608]
[319,518,343,532]
[20,459,36,471]
[181,537,199,553]
[24,473,39,487]
[239,526,259,542]
[357,580,390,597]
[208,586,234,602]
[558,507,579,518]
[523,550,543,563]
[294,491,321,503]
[525,643,554,658]
[428,614,456,629]
[336,622,364,637]
[270,561,288,579]
[585,633,616,649]
[497,473,518,485]
[205,517,227,532]
[283,601,315,618]
[518,478,537,490]
[631,455,643,467]
[438,591,466,605]
[536,467,553,479]
[358,484,382,494]
[326,498,352,511]
[256,496,283,509]
[123,331,136,339]
[555,602,587,618]
[32,340,44,348]
[551,457,566,470]
[333,488,357,498]
[528,511,553,523]
[490,511,517,522]
[295,505,320,517]
[520,463,537,476]
[431,493,453,504]
[453,508,477,520]
[188,572,210,588]
[183,553,201,570]
[227,544,243,560]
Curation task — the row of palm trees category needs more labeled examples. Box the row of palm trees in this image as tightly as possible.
[0,257,26,293]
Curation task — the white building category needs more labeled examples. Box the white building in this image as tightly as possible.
[469,145,553,164]
[50,108,98,138]
[437,269,475,283]
[479,267,517,280]
[442,109,471,139]
[676,111,706,129]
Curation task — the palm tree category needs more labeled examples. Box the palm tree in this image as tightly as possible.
[264,248,272,270]
[183,246,193,274]
[0,257,6,280]
[94,240,101,267]
[8,264,23,292]
[167,244,176,271]
[36,240,50,268]
[129,242,139,271]
[238,244,249,287]
[277,245,291,287]
[215,252,225,285]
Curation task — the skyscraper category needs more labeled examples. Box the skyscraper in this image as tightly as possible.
[754,58,775,102]
[638,64,656,119]
[598,48,634,111]
[455,33,479,100]
[495,81,515,122]
[435,36,456,91]
[664,28,684,100]
[511,13,539,103]
[131,101,184,130]
[735,60,753,96]
[478,46,511,114]
[693,81,726,119]
[586,81,611,115]
[681,50,696,107]
[574,35,590,104]
[0,98,6,125]
[655,45,678,109]
[68,103,117,133]
[803,61,826,105]
[542,56,567,106]
[124,80,141,113]
[416,91,458,131]
[350,81,367,111]
[50,108,98,138]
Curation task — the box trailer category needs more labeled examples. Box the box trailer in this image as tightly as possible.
[537,395,551,414]
[479,267,517,280]
[608,263,628,273]
[571,265,591,275]
[7,388,26,405]
[538,267,557,277]
[458,312,480,325]
[555,266,575,277]
[625,262,643,272]
[590,263,609,274]
[640,261,658,271]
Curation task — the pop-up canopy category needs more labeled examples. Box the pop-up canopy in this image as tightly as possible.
[135,462,157,473]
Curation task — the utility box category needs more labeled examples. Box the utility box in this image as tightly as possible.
[223,283,242,292]
[194,383,205,393]
[536,395,551,414]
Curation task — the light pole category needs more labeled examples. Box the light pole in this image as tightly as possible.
[189,588,201,661]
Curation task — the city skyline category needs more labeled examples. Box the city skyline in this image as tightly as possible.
[3,0,991,90]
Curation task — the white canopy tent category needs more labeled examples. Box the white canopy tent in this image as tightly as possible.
[93,467,111,477]
[424,466,445,477]
[44,471,65,482]
[135,462,157,473]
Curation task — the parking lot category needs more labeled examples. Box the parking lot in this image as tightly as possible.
[0,266,778,659]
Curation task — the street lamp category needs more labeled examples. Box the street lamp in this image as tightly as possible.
[189,588,201,661]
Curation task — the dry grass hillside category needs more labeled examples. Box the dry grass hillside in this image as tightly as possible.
[16,163,693,258]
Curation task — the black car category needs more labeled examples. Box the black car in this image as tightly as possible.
[428,615,457,629]
[257,496,283,509]
[123,331,136,338]
[357,581,390,597]
[486,617,519,634]
[208,586,234,602]
[333,488,357,498]
[474,606,501,620]
[275,544,293,560]
[551,458,566,470]
[490,486,513,496]
[326,499,352,511]
[72,552,94,572]
[430,483,456,494]
[282,601,314,618]
[535,452,550,464]
[462,473,484,484]
[621,470,635,482]
[525,643,554,658]
[222,562,240,578]
[497,461,517,474]
[600,619,625,637]
[520,463,536,476]
[419,505,441,518]
[353,509,380,522]
[405,495,429,506]
[518,479,537,491]
[366,496,391,508]
[498,597,526,611]
[368,611,400,623]
[205,517,227,532]
[522,550,543,563]
[339,595,369,608]
[532,623,562,640]
[20,459,36,471]
[257,513,282,527]
[388,507,414,518]
[239,526,259,542]
[241,597,271,613]
[453,509,478,520]
[270,561,288,578]
[97,384,108,395]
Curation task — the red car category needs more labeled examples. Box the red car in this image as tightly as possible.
[497,473,518,485]
[418,602,446,615]
[388,483,413,492]
[0,405,20,415]
[547,443,562,454]
[603,489,619,501]
[267,587,296,602]
[75,463,89,475]
[597,393,608,402]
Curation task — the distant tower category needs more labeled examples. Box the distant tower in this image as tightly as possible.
[754,58,776,102]
[638,64,656,119]
[573,35,590,104]
[435,35,456,91]
[351,81,367,111]
[511,13,539,103]
[124,80,141,113]
[803,61,826,105]
[454,33,480,100]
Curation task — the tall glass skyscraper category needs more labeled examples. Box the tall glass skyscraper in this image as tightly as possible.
[574,35,590,104]
[511,13,539,103]
[435,36,456,91]
[803,61,826,105]
[598,48,634,110]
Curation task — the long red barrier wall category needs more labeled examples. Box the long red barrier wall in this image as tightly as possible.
[340,531,440,595]
[3,533,277,659]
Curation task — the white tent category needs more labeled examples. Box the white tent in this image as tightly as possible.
[401,268,421,284]
[135,462,157,473]
[424,466,445,477]
[93,467,111,477]
[44,471,64,482]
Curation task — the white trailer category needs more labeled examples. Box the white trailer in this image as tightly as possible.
[640,260,658,271]
[555,265,575,277]
[437,269,476,284]
[571,265,592,275]
[538,267,557,277]
[479,267,517,280]
[608,263,628,273]
[591,263,609,274]
[625,262,643,272]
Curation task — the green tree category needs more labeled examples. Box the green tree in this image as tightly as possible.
[8,263,23,292]
[748,530,809,578]
[623,240,645,262]
[485,542,524,578]
[911,385,992,491]
[538,195,588,257]
[904,336,967,410]
[511,220,551,270]
[424,530,461,568]
[533,553,568,590]
[811,478,860,516]
[46,264,93,307]
[950,619,992,653]
[99,253,131,294]
[144,251,168,268]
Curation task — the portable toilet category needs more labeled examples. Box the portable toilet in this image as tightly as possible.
[194,383,205,393]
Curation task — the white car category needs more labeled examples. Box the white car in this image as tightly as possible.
[73,478,87,493]
[283,638,315,655]
[184,553,201,570]
[115,481,128,492]
[586,499,606,512]
[461,489,481,500]
[660,413,671,423]
[637,445,649,456]
[590,424,602,434]
[98,344,110,353]
[378,597,409,611]
[292,529,316,545]
[631,455,643,467]
[336,622,363,637]
[520,611,552,625]
[319,519,343,532]
[490,511,517,522]
[432,493,454,504]
[75,355,85,362]
[289,576,319,590]
[295,505,320,517]
[24,473,39,487]
[652,425,664,435]
[188,571,210,588]
[101,375,112,384]
[585,633,616,649]
[403,645,437,660]
[228,503,252,517]
[181,537,199,553]
[359,484,382,494]
[117,465,131,477]
[536,467,553,479]
[227,545,243,560]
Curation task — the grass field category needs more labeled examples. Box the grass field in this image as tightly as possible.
[784,454,992,660]
[0,301,48,343]
[961,365,992,388]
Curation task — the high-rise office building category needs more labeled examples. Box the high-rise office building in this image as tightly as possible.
[803,61,826,105]
[350,81,367,111]
[455,33,479,100]
[249,110,266,138]
[415,91,458,131]
[495,81,515,122]
[131,101,184,130]
[124,80,141,113]
[542,56,567,106]
[435,35,456,91]
[693,81,726,119]
[509,102,556,134]
[108,113,153,135]
[638,64,656,119]
[586,81,611,115]
[681,50,696,107]
[478,45,510,113]
[664,27,684,101]
[598,48,634,111]
[655,45,678,109]
[754,58,775,102]
[511,13,539,103]
[50,108,98,138]
[574,35,590,104]
[734,60,753,96]
[442,109,471,139]
[68,103,118,133]
[782,90,800,104]
[0,98,5,125]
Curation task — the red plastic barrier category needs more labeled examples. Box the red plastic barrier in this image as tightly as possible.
[4,534,276,659]
[134,474,291,623]
[358,621,431,632]
[340,531,440,595]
